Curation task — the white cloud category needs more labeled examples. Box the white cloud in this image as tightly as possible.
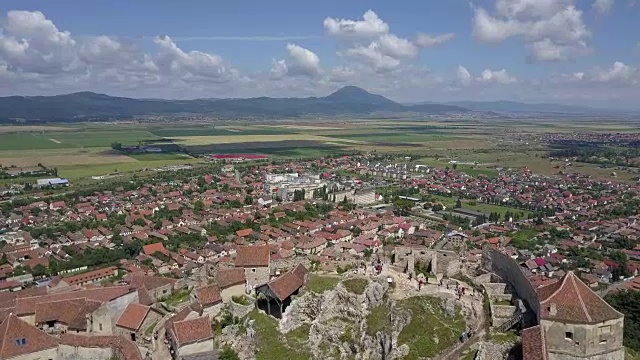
[378,34,419,58]
[327,66,356,83]
[472,0,591,62]
[269,59,288,80]
[325,10,422,73]
[154,35,236,82]
[344,43,401,72]
[479,69,517,84]
[415,33,456,48]
[0,10,247,97]
[323,10,389,39]
[285,43,321,76]
[456,66,517,85]
[457,65,473,85]
[592,61,637,83]
[593,0,614,14]
[0,10,80,74]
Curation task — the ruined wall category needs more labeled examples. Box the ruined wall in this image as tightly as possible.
[177,339,214,358]
[57,345,112,360]
[202,303,224,318]
[490,305,517,326]
[228,301,254,319]
[10,348,58,360]
[271,257,311,273]
[483,246,540,322]
[244,266,270,289]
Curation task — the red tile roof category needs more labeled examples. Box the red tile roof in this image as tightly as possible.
[116,303,150,331]
[235,244,270,267]
[16,286,131,316]
[124,274,177,292]
[522,325,547,360]
[216,268,246,289]
[35,299,101,331]
[61,266,118,286]
[538,271,622,324]
[195,285,222,307]
[0,314,58,359]
[236,228,253,238]
[170,316,213,347]
[143,242,168,256]
[263,264,308,301]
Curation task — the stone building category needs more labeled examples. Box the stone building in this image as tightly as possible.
[167,316,215,360]
[216,267,247,302]
[484,246,625,360]
[531,271,625,360]
[115,303,162,343]
[235,244,270,290]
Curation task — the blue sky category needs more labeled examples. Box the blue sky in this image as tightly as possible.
[0,0,638,107]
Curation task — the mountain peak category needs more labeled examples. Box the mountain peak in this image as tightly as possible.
[325,86,397,106]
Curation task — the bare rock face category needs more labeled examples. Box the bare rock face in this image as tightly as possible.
[280,292,323,334]
[365,278,388,309]
[475,341,513,360]
[442,298,457,319]
[218,318,257,360]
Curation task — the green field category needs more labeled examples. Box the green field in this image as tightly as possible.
[57,158,200,179]
[126,153,193,161]
[1,119,638,181]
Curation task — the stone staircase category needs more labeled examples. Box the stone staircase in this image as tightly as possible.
[498,309,522,332]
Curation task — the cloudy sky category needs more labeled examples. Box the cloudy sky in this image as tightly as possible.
[0,0,639,108]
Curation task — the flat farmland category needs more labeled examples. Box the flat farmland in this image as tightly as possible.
[0,129,159,150]
[0,148,137,168]
[1,118,637,181]
[57,157,201,179]
[173,134,364,146]
[147,125,294,137]
[0,125,74,133]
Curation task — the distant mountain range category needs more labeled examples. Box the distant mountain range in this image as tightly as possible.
[407,100,629,115]
[0,86,469,122]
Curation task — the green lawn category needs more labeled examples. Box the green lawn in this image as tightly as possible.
[488,330,519,344]
[460,349,477,360]
[397,296,466,360]
[304,275,341,294]
[343,278,369,295]
[163,289,191,307]
[285,323,311,345]
[462,201,533,219]
[366,305,392,336]
[248,311,311,360]
[425,194,457,208]
[627,348,640,360]
[456,166,498,179]
[509,229,539,249]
